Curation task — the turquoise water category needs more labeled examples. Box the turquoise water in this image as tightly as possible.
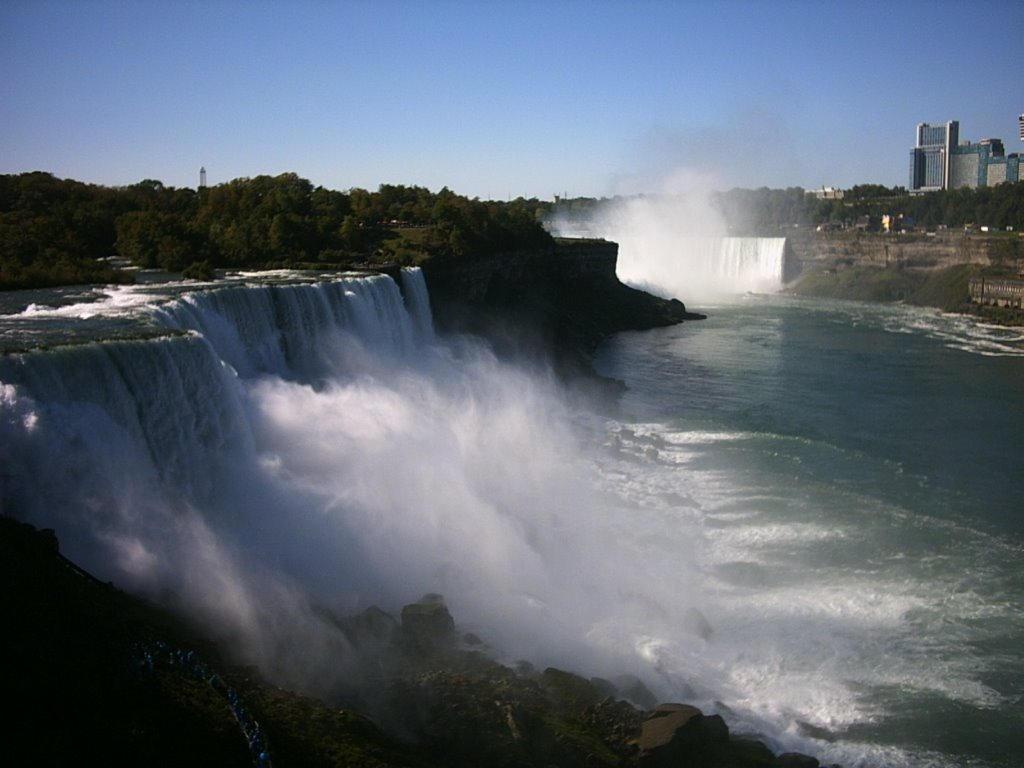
[3,278,1022,767]
[593,295,1024,767]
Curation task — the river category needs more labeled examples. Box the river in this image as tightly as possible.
[592,294,1024,766]
[1,272,1021,766]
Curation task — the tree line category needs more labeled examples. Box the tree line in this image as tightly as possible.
[547,183,1024,234]
[4,171,1023,290]
[0,172,551,290]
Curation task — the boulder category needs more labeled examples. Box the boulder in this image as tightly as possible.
[540,667,602,710]
[778,753,821,768]
[635,703,729,767]
[400,595,456,656]
[338,605,398,651]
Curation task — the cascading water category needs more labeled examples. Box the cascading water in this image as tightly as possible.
[615,236,787,301]
[0,269,444,685]
[709,237,786,290]
[146,269,429,380]
[2,266,1021,767]
[572,191,787,303]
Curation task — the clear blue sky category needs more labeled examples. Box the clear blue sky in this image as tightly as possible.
[2,0,1021,199]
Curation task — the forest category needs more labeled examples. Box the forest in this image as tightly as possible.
[3,171,1023,290]
[0,172,550,289]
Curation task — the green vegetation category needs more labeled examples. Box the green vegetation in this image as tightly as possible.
[2,517,818,768]
[546,182,1024,234]
[7,168,1023,314]
[1,172,552,290]
[790,262,996,315]
[790,265,926,304]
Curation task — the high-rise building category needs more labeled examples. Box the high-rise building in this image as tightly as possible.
[909,120,958,192]
[1019,113,1024,142]
[950,142,998,189]
[912,120,1021,191]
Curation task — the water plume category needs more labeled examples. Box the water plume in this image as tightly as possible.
[7,268,1018,766]
[0,269,709,697]
[555,170,786,302]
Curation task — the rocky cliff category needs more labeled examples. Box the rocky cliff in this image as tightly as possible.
[421,239,703,375]
[784,230,1024,319]
[784,229,1023,279]
[2,518,829,768]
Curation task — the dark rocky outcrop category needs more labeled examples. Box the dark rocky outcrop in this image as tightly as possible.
[421,238,704,380]
[2,517,832,768]
[635,703,727,766]
[784,229,1023,279]
[784,229,1024,324]
[399,594,457,656]
[631,703,824,768]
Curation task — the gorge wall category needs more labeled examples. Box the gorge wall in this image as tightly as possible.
[784,229,1024,281]
[782,229,1024,316]
[420,239,701,369]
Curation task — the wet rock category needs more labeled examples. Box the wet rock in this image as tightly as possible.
[400,595,456,656]
[338,605,398,651]
[635,703,729,766]
[778,753,821,768]
[541,667,602,710]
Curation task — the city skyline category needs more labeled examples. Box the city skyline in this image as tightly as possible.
[2,0,1022,200]
[909,118,1022,192]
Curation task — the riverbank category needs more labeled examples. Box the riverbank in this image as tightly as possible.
[784,230,1024,325]
[420,238,704,386]
[1,518,828,768]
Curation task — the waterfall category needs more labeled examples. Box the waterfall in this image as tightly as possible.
[0,270,436,579]
[712,237,786,290]
[400,266,434,343]
[0,334,253,518]
[2,264,635,692]
[615,236,787,302]
[149,271,434,381]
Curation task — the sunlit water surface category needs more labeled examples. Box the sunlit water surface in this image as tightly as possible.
[2,279,1022,768]
[593,295,1024,767]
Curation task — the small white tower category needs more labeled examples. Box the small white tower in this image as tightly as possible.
[199,166,207,188]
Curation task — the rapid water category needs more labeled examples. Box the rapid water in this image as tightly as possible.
[615,236,787,298]
[2,268,1022,766]
[593,296,1024,767]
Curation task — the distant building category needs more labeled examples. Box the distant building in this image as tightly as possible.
[950,138,1022,189]
[912,120,1021,192]
[882,213,914,233]
[909,121,958,192]
[812,187,844,200]
[970,276,1024,309]
[1019,113,1024,141]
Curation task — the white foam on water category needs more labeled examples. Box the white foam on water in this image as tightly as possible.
[3,271,1021,767]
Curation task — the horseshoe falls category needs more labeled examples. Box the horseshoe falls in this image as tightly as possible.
[2,268,1023,767]
[615,235,787,300]
[572,192,787,301]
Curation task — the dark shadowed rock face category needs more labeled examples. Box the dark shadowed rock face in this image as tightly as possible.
[421,240,704,377]
[635,703,728,767]
[778,753,822,768]
[400,595,457,656]
[3,518,835,768]
[632,702,826,768]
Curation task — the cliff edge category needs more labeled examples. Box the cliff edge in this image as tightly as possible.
[421,238,703,374]
[784,229,1024,323]
[1,518,830,768]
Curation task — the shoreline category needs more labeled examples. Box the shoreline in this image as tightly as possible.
[3,517,831,768]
